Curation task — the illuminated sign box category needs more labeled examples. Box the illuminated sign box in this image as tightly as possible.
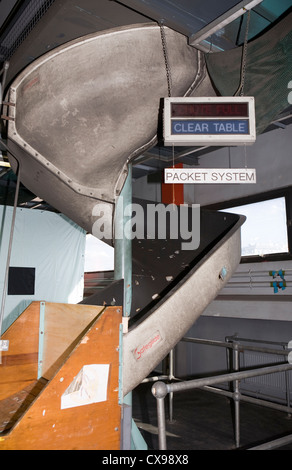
[164,97,256,146]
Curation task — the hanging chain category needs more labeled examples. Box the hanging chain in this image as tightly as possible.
[160,22,176,202]
[237,10,251,169]
[236,9,251,96]
[160,22,172,98]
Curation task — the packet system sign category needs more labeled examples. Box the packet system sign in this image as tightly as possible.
[164,97,256,146]
[164,168,256,184]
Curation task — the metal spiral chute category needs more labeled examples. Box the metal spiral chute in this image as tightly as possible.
[4,24,245,393]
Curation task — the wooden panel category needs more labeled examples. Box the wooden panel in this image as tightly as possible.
[0,302,40,401]
[0,379,47,433]
[0,306,122,450]
[41,303,105,380]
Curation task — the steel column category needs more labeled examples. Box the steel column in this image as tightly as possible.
[114,164,132,317]
[0,163,20,360]
[115,164,133,448]
[38,301,46,379]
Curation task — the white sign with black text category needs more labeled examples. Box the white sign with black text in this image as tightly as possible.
[164,168,256,184]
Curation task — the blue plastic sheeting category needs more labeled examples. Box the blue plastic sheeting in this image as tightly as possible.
[0,205,86,333]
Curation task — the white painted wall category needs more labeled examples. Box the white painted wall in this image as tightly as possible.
[0,206,86,333]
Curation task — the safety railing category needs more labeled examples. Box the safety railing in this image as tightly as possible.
[151,336,292,450]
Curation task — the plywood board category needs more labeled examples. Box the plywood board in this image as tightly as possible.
[0,302,40,401]
[0,306,122,450]
[41,302,105,380]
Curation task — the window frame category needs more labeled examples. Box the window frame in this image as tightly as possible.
[203,186,292,263]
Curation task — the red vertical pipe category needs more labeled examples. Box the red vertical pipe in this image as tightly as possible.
[161,163,184,205]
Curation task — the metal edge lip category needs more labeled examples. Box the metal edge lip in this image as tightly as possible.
[6,82,114,201]
[5,22,185,202]
[7,135,114,202]
[8,22,162,90]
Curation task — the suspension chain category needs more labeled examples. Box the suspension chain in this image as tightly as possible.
[160,22,172,98]
[236,9,251,96]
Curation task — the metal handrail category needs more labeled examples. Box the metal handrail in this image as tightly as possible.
[151,336,292,450]
[152,362,292,450]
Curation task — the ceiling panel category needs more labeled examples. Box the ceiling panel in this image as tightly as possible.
[0,0,151,84]
[116,0,292,51]
[0,0,19,30]
[116,0,251,36]
[116,0,262,50]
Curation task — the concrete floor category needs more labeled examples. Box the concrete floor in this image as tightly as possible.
[132,382,292,451]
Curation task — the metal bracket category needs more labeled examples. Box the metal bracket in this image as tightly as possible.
[118,322,124,404]
[189,0,262,47]
[38,301,46,379]
[1,115,15,121]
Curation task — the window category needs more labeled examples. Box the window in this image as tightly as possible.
[84,234,114,272]
[211,187,292,261]
[222,197,289,257]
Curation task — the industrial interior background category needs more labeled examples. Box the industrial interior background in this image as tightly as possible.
[0,0,292,451]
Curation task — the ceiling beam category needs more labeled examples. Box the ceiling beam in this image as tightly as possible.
[189,0,263,47]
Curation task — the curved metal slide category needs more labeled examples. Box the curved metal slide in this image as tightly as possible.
[3,24,244,394]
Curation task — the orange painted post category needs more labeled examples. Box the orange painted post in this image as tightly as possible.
[161,163,184,205]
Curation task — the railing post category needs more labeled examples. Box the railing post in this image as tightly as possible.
[284,343,291,417]
[152,381,168,450]
[169,349,174,423]
[233,342,241,448]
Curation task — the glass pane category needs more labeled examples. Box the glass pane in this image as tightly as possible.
[221,197,288,256]
[84,234,114,272]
